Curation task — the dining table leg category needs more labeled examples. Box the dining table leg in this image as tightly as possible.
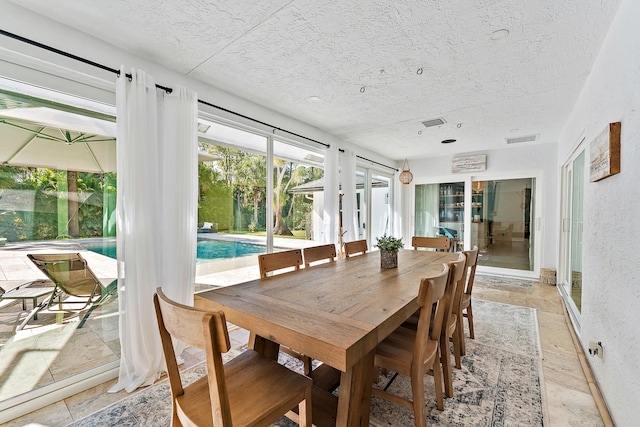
[336,350,374,427]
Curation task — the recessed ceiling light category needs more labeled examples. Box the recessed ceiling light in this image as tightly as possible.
[489,29,509,40]
[441,139,456,144]
[308,96,321,102]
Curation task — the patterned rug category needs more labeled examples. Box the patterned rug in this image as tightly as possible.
[474,274,536,288]
[67,300,544,427]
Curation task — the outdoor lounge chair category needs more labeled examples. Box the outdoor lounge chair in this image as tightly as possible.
[21,253,118,330]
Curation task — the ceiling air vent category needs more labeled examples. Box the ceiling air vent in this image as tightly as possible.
[506,134,538,144]
[421,118,446,128]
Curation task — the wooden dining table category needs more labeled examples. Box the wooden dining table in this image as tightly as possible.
[195,249,459,427]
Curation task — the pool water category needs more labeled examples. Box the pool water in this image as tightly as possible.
[83,239,265,261]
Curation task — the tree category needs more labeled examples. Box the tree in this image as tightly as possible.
[236,155,266,228]
[272,159,294,235]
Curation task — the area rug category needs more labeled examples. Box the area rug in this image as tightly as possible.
[67,300,544,427]
[474,274,536,288]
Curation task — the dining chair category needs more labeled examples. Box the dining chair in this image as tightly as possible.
[257,249,312,375]
[303,244,336,268]
[258,249,303,279]
[343,239,368,257]
[411,236,452,252]
[154,288,312,427]
[460,246,479,355]
[372,264,451,422]
[399,253,465,399]
[443,251,469,371]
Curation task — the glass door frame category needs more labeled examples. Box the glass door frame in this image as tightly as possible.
[410,170,543,279]
[559,140,586,330]
[356,165,395,248]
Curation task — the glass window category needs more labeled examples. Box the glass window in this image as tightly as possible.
[196,121,268,289]
[273,139,324,243]
[0,88,119,405]
[415,182,464,244]
[370,172,392,242]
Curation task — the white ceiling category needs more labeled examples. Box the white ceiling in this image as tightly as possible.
[10,0,621,161]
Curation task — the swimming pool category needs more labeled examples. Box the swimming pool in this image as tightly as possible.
[83,239,266,261]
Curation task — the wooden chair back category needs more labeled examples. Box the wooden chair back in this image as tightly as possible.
[463,246,479,297]
[303,244,337,268]
[439,252,467,398]
[154,288,232,426]
[461,245,480,344]
[258,249,303,279]
[411,236,452,252]
[415,264,451,367]
[155,288,313,427]
[344,239,368,258]
[372,264,451,416]
[257,248,313,374]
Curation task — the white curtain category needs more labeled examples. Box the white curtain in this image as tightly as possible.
[340,149,358,242]
[322,145,339,244]
[393,170,404,239]
[110,69,198,393]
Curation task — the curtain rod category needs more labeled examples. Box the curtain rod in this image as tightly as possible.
[0,28,398,171]
[0,28,328,149]
[338,149,399,171]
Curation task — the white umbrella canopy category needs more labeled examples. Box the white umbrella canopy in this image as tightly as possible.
[0,106,216,172]
[0,106,117,173]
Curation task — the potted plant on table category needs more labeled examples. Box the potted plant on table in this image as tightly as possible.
[375,234,404,268]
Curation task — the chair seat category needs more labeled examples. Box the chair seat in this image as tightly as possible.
[177,350,312,427]
[461,294,471,310]
[375,326,438,376]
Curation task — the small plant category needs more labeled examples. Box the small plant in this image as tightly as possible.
[375,234,404,252]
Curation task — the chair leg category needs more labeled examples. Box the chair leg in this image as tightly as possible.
[302,356,312,376]
[411,370,427,427]
[298,386,312,427]
[440,336,453,398]
[77,305,98,329]
[16,294,54,331]
[466,304,475,339]
[453,323,462,369]
[432,353,445,411]
[459,318,466,356]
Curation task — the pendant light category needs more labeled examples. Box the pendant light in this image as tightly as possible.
[399,159,413,184]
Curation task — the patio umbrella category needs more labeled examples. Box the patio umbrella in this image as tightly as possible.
[0,106,117,173]
[0,106,217,173]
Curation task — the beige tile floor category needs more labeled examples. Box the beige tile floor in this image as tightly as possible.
[3,277,606,427]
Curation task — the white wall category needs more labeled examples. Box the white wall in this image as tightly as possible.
[402,143,559,272]
[558,0,640,424]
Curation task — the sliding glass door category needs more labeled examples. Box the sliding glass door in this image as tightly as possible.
[471,178,535,271]
[560,148,585,320]
[415,177,537,273]
[354,167,393,247]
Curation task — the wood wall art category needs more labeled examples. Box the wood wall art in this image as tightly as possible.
[452,154,486,173]
[589,122,621,182]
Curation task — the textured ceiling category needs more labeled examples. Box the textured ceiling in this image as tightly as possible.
[10,0,621,161]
